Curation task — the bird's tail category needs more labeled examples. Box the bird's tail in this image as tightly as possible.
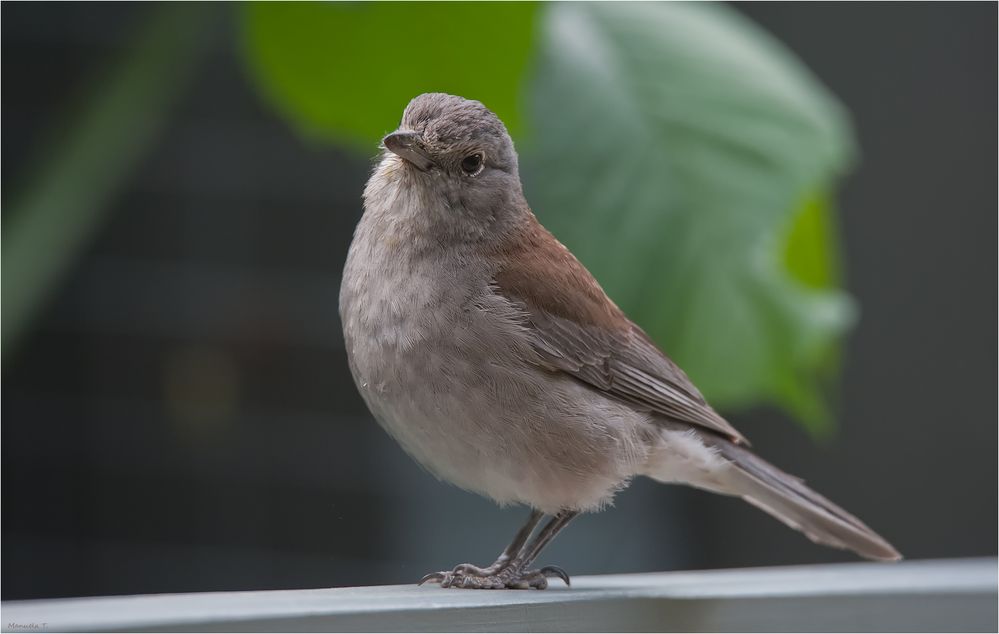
[711,439,902,562]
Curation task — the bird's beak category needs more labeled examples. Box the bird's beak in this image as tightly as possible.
[383,131,436,172]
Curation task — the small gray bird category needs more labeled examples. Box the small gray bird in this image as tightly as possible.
[339,93,900,590]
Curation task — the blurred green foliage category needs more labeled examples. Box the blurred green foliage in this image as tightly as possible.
[240,2,857,436]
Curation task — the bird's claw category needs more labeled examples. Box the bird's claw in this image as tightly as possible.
[540,565,571,586]
[418,571,445,586]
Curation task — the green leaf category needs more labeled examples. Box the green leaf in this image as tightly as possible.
[241,2,539,149]
[523,3,857,433]
[784,189,843,290]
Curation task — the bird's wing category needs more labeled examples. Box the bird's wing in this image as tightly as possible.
[488,214,749,445]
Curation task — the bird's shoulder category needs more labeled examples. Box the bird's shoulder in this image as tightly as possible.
[487,213,624,330]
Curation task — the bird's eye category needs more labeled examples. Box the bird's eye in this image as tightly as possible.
[460,153,484,176]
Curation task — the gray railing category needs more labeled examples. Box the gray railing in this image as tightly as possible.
[2,558,996,632]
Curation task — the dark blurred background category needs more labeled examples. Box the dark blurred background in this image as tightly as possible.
[2,3,995,600]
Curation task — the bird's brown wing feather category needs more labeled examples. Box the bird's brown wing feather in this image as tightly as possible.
[488,214,748,445]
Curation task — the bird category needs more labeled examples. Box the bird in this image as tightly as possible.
[338,92,900,590]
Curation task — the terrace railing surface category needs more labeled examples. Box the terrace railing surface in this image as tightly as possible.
[2,557,996,632]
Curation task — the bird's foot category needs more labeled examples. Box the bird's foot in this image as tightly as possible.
[419,564,570,590]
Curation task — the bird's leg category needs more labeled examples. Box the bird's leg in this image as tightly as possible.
[420,510,579,590]
[495,509,578,589]
[514,509,578,571]
[419,509,543,587]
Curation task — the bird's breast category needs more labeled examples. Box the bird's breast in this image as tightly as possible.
[339,210,517,427]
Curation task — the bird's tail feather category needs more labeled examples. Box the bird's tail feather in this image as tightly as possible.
[713,440,901,562]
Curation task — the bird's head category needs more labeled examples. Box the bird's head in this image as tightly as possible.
[368,94,528,242]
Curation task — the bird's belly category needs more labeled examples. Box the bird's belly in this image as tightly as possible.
[341,273,651,513]
[362,351,651,513]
